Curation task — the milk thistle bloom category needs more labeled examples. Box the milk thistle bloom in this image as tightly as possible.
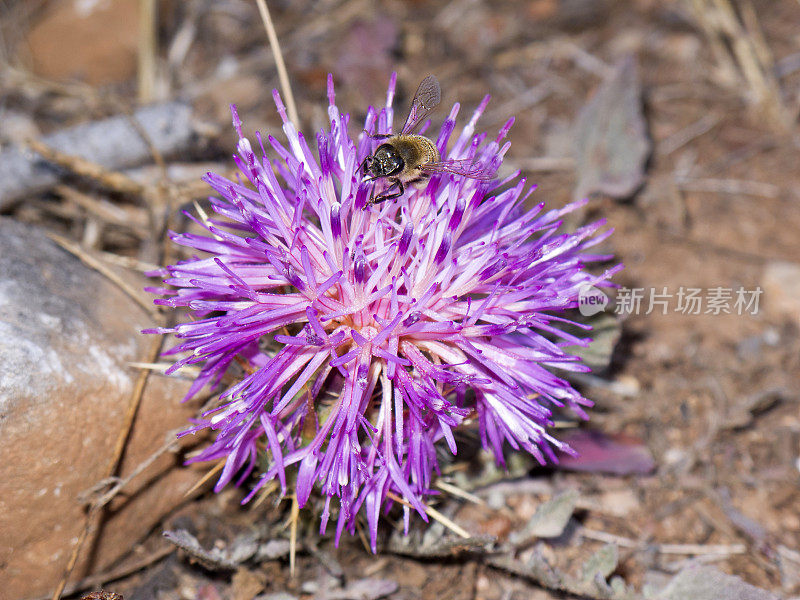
[147,74,619,550]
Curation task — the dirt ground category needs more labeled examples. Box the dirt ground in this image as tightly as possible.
[2,0,799,599]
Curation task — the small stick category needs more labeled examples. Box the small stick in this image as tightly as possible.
[254,0,300,126]
[56,185,149,234]
[27,138,145,196]
[581,527,746,555]
[676,177,780,198]
[658,543,746,555]
[251,480,280,509]
[97,252,161,273]
[658,113,721,156]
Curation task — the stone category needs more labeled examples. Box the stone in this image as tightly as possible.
[0,218,201,599]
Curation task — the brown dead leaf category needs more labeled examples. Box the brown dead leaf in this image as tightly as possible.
[573,55,650,201]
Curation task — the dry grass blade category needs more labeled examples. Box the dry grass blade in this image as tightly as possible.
[435,480,485,505]
[138,0,158,103]
[685,0,791,130]
[184,461,224,498]
[254,0,300,126]
[424,505,471,539]
[386,491,472,539]
[289,494,300,577]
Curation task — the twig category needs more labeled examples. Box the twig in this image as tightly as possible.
[254,0,300,126]
[386,491,471,539]
[184,461,225,499]
[579,528,639,549]
[87,429,201,510]
[486,551,637,600]
[56,185,149,235]
[251,480,280,509]
[658,543,746,555]
[129,361,201,378]
[658,113,721,156]
[685,0,791,130]
[96,252,161,273]
[580,527,746,556]
[27,138,145,196]
[675,177,780,198]
[425,505,471,539]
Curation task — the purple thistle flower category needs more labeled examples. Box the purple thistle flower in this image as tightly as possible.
[146,74,620,551]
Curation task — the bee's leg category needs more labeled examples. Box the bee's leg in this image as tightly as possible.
[358,155,372,175]
[364,130,393,140]
[372,178,404,205]
[361,129,393,140]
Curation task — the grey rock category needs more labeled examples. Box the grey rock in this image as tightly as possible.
[0,218,196,599]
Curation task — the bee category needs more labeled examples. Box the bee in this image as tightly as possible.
[360,75,496,208]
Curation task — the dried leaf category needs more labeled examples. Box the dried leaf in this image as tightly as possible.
[488,547,638,600]
[557,430,655,475]
[508,489,578,545]
[653,566,780,600]
[581,544,619,583]
[163,529,239,571]
[487,550,561,590]
[573,55,650,201]
[564,312,622,372]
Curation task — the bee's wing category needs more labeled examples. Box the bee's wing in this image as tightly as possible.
[400,75,441,135]
[419,158,497,180]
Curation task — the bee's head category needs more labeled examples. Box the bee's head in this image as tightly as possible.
[368,144,404,177]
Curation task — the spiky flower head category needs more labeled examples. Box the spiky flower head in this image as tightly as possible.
[147,74,619,550]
